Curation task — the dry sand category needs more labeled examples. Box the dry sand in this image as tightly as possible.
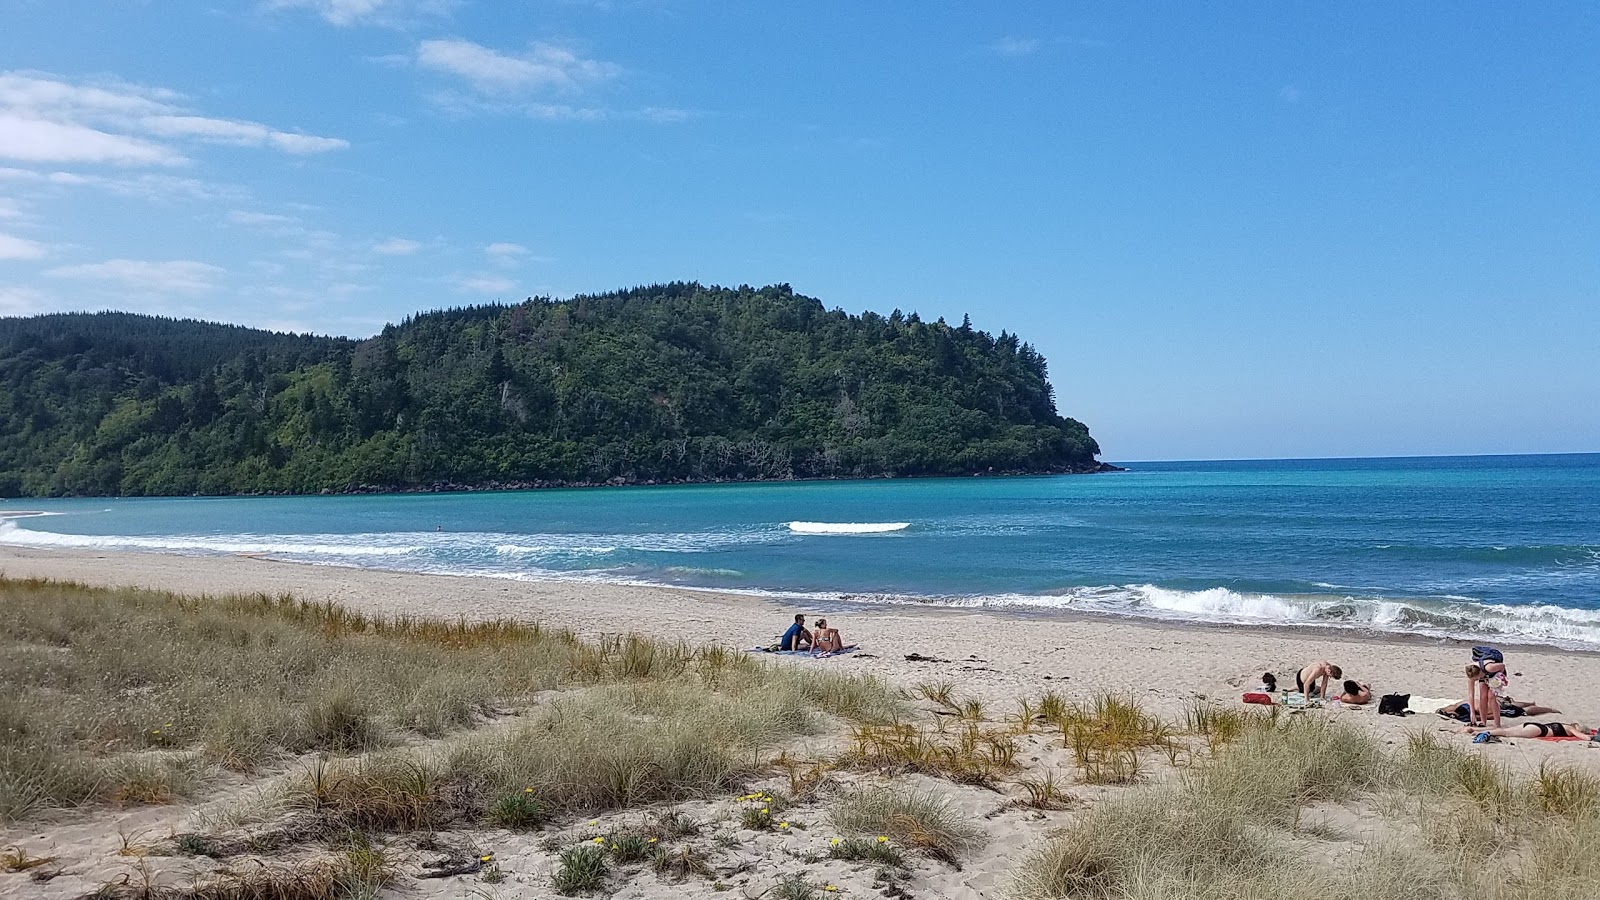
[4,545,1600,899]
[5,545,1598,726]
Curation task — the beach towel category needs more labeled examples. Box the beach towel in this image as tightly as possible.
[1241,692,1273,706]
[1406,696,1458,717]
[747,646,860,658]
[1537,735,1586,742]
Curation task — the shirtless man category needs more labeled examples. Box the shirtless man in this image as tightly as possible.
[1296,661,1342,701]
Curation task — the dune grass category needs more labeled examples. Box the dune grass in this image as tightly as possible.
[829,785,981,865]
[1014,716,1600,900]
[0,576,900,822]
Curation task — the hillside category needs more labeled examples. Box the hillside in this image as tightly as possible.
[0,283,1104,497]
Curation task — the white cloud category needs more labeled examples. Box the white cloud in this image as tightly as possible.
[267,0,456,27]
[0,231,47,260]
[0,167,245,201]
[0,284,52,315]
[46,258,224,295]
[373,237,422,255]
[458,274,515,294]
[0,113,179,166]
[416,39,620,94]
[990,36,1042,58]
[0,198,23,220]
[485,241,528,258]
[228,210,300,227]
[0,72,347,167]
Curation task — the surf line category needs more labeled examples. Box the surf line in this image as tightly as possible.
[786,522,910,534]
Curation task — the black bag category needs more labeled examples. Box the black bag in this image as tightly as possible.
[1377,693,1411,716]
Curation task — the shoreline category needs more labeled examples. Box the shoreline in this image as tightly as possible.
[5,545,1600,733]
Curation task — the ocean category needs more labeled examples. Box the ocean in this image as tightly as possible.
[3,453,1598,648]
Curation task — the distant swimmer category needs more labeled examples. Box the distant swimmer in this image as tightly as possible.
[435,524,444,532]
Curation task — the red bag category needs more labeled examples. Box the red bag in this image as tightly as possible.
[1241,692,1273,706]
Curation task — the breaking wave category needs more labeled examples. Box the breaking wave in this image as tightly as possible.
[787,521,910,534]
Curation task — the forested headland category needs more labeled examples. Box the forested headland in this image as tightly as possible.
[0,282,1107,497]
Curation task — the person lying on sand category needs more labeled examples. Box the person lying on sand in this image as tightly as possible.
[1337,680,1371,705]
[780,613,812,651]
[1464,721,1595,740]
[1295,661,1342,701]
[1436,698,1561,721]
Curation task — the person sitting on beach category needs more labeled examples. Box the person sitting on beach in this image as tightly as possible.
[1466,721,1595,740]
[1295,661,1342,701]
[780,613,812,651]
[811,617,843,654]
[1261,672,1277,692]
[1337,680,1371,705]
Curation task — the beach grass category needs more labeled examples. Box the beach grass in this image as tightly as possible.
[828,785,981,865]
[0,575,900,822]
[1013,716,1600,900]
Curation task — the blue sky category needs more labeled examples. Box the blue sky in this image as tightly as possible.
[1,2,1596,461]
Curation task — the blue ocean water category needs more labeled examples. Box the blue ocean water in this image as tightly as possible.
[3,454,1598,647]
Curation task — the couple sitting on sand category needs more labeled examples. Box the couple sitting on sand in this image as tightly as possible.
[1265,661,1370,705]
[780,613,850,655]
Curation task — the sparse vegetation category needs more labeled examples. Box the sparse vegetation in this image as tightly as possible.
[830,786,981,865]
[1014,717,1600,900]
[0,577,899,822]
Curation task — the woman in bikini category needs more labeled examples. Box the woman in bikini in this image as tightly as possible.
[811,618,844,655]
[1466,721,1595,740]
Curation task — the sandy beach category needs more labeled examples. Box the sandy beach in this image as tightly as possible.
[5,545,1600,900]
[5,544,1599,743]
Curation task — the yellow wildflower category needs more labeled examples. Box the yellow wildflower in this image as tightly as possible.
[479,854,493,862]
[829,838,841,846]
[591,837,605,845]
[647,838,658,844]
[877,836,888,843]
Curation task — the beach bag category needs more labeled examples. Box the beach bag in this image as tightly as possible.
[1472,645,1504,665]
[1499,701,1525,718]
[1378,693,1411,716]
[1241,692,1273,706]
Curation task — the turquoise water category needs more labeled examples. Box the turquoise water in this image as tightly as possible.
[3,454,1599,647]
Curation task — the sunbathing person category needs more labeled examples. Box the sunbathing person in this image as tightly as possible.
[780,613,813,651]
[1295,661,1342,701]
[1337,680,1371,705]
[1466,721,1595,740]
[811,618,846,655]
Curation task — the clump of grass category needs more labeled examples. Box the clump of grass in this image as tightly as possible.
[487,790,549,829]
[1196,718,1380,824]
[1532,763,1600,818]
[553,845,609,895]
[1183,699,1267,751]
[829,835,906,867]
[842,720,1019,785]
[284,754,445,832]
[1060,694,1171,785]
[773,874,818,900]
[1015,772,1073,810]
[830,786,981,865]
[650,845,713,882]
[0,846,56,872]
[608,833,653,863]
